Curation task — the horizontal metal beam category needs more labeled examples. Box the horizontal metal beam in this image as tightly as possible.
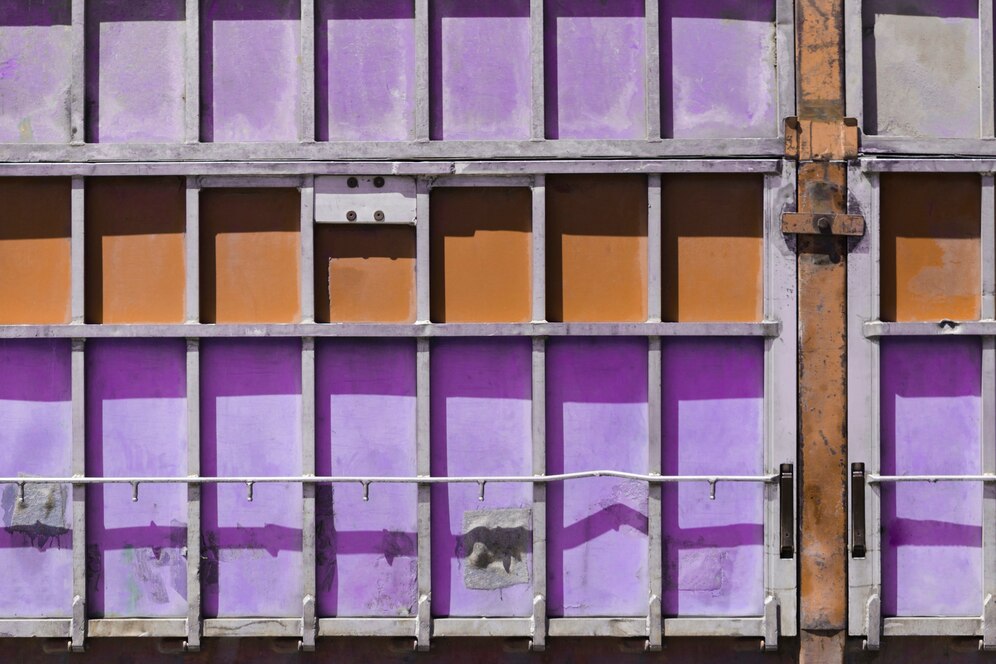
[862,138,996,158]
[869,474,996,483]
[547,618,647,638]
[861,157,996,173]
[662,617,766,638]
[87,619,186,638]
[865,320,996,337]
[0,321,781,340]
[317,618,417,638]
[0,619,71,638]
[882,617,983,637]
[432,618,533,638]
[0,140,784,164]
[202,618,302,638]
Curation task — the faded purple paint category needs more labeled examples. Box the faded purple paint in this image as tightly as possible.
[660,0,777,139]
[881,338,982,617]
[201,339,302,618]
[544,0,646,140]
[431,339,533,617]
[0,1,72,143]
[315,339,417,617]
[429,0,531,140]
[201,0,301,142]
[86,340,187,618]
[662,338,764,617]
[547,338,649,616]
[0,340,72,617]
[317,0,415,142]
[85,0,186,143]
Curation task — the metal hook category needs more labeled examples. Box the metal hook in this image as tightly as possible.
[478,481,486,502]
[246,481,255,502]
[708,479,717,500]
[17,482,25,505]
[362,481,370,502]
[131,481,140,502]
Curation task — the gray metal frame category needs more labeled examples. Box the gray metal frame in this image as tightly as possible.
[844,0,996,154]
[848,159,996,647]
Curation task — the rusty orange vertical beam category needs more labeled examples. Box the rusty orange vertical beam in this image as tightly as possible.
[795,0,849,661]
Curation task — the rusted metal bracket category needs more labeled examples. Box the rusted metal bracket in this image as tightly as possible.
[782,212,865,237]
[785,117,859,161]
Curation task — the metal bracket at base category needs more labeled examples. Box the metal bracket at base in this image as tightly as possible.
[646,594,662,651]
[762,595,779,651]
[416,594,431,651]
[300,594,316,652]
[530,594,546,651]
[982,594,996,651]
[864,594,881,651]
[70,595,85,652]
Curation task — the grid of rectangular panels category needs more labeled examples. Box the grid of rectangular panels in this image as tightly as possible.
[0,162,795,649]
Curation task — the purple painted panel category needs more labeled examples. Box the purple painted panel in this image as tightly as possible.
[201,339,302,617]
[431,339,533,617]
[0,340,72,617]
[881,338,982,616]
[547,338,649,616]
[85,0,186,143]
[317,0,415,142]
[429,0,531,141]
[315,339,417,617]
[660,0,777,139]
[86,340,187,618]
[0,1,72,143]
[544,0,646,140]
[662,338,764,617]
[201,0,301,142]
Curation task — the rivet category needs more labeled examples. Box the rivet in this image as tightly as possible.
[346,210,357,222]
[374,210,385,222]
[347,177,358,188]
[816,215,832,233]
[373,176,385,188]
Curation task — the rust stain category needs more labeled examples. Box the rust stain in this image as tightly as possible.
[661,174,763,322]
[546,175,648,323]
[85,177,186,324]
[430,187,532,323]
[0,178,71,325]
[880,173,981,322]
[200,188,301,324]
[315,225,415,323]
[796,0,845,120]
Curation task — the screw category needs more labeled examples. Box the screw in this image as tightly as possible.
[373,176,385,188]
[347,177,358,188]
[374,210,385,221]
[816,215,832,233]
[346,210,357,221]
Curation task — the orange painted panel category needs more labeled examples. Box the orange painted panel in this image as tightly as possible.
[546,175,647,322]
[430,187,531,323]
[200,188,301,324]
[662,174,763,322]
[880,174,980,322]
[0,178,71,324]
[315,225,415,323]
[85,177,186,324]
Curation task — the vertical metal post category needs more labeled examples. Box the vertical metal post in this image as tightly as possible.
[981,175,995,648]
[70,338,86,652]
[185,0,200,144]
[185,178,200,324]
[300,0,316,143]
[185,338,202,651]
[70,0,85,145]
[644,0,661,140]
[530,0,545,140]
[980,0,995,138]
[646,173,663,649]
[415,175,431,650]
[414,0,430,142]
[301,337,317,651]
[300,176,315,324]
[71,177,85,325]
[530,175,547,650]
[416,178,431,324]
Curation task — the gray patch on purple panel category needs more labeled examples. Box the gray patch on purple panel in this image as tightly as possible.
[2,474,68,532]
[461,508,530,590]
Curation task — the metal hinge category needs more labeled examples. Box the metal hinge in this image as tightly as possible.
[781,213,865,237]
[784,117,859,161]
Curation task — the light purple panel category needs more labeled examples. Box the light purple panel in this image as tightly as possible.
[201,0,301,142]
[662,338,764,617]
[660,0,777,139]
[544,0,646,140]
[85,0,186,143]
[429,0,531,140]
[0,341,72,617]
[547,338,649,616]
[315,339,417,617]
[881,338,982,617]
[430,339,533,617]
[201,339,302,617]
[86,340,187,618]
[0,1,72,143]
[317,0,415,141]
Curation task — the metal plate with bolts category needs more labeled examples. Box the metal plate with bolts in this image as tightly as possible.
[315,176,416,224]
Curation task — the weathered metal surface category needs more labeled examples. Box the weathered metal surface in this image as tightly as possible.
[862,0,980,138]
[430,187,532,323]
[784,117,859,161]
[662,338,765,616]
[547,338,649,616]
[201,339,303,618]
[0,178,71,325]
[661,0,778,139]
[781,212,864,237]
[85,339,188,618]
[200,0,301,142]
[315,339,417,617]
[85,0,186,143]
[431,339,533,616]
[880,338,982,617]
